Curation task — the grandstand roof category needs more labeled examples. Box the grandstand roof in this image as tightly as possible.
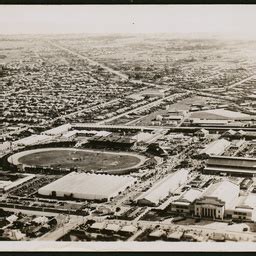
[207,156,256,169]
[89,135,136,144]
[75,130,108,137]
[204,166,256,174]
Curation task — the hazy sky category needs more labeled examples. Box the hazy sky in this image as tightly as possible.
[0,5,256,37]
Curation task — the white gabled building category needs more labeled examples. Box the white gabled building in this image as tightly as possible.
[38,172,136,201]
[199,139,231,156]
[13,135,53,147]
[231,194,256,222]
[42,124,71,136]
[136,169,189,206]
[170,188,204,215]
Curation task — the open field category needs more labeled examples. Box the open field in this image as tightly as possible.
[8,148,146,173]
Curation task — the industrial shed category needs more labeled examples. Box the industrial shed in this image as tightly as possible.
[42,124,71,136]
[199,139,231,156]
[169,188,203,215]
[38,172,136,201]
[189,109,251,120]
[136,169,189,206]
[232,194,256,221]
[13,135,53,147]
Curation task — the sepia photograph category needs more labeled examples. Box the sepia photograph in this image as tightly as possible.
[0,4,256,252]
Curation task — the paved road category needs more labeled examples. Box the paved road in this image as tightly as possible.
[3,202,256,242]
[130,79,163,88]
[127,228,146,241]
[227,74,256,89]
[47,41,174,127]
[0,207,60,217]
[48,41,167,90]
[97,93,188,125]
[125,115,147,125]
[48,41,129,80]
[49,98,119,124]
[37,215,87,241]
[49,40,191,127]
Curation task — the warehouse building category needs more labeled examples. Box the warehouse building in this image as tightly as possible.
[199,139,231,156]
[203,156,256,177]
[13,135,53,147]
[136,169,189,206]
[38,172,136,201]
[131,132,157,144]
[190,119,230,127]
[42,124,71,136]
[189,109,251,120]
[0,174,35,193]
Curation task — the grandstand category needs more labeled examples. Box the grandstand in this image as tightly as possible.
[204,156,256,177]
